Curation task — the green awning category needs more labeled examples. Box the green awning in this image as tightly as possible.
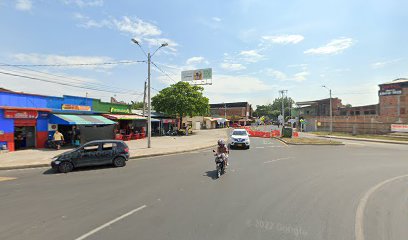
[50,114,116,125]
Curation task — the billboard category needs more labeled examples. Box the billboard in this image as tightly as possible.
[181,68,212,82]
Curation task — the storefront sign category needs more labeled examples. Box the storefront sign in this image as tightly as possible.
[62,104,91,111]
[162,119,176,124]
[379,84,402,96]
[4,110,38,119]
[391,124,408,133]
[110,107,130,114]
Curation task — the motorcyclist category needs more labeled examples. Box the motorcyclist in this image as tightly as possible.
[216,139,229,167]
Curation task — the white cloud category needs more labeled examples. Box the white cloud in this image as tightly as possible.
[293,71,309,81]
[186,56,206,65]
[266,69,287,80]
[304,37,354,55]
[262,34,304,44]
[12,53,115,69]
[265,68,309,82]
[16,0,32,11]
[239,50,264,63]
[204,74,274,94]
[113,16,161,37]
[64,0,103,7]
[212,17,221,22]
[220,63,246,71]
[74,15,178,53]
[73,13,111,28]
[371,59,402,69]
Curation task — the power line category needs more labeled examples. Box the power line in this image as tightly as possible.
[151,61,178,83]
[0,60,146,67]
[0,70,143,95]
[0,63,143,94]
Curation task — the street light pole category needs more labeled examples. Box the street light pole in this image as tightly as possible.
[147,52,152,148]
[322,85,333,133]
[132,39,167,148]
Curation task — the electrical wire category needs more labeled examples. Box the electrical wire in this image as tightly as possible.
[0,70,143,95]
[0,60,146,67]
[151,61,178,83]
[0,63,143,95]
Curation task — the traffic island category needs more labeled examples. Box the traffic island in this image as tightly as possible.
[275,137,344,145]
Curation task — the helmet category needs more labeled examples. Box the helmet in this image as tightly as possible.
[218,139,225,146]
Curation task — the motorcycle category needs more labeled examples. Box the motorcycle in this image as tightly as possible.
[213,150,226,178]
[45,135,64,150]
[165,130,177,136]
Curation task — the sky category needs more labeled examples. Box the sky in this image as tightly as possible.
[0,0,407,108]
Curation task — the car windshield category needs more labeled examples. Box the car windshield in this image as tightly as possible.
[233,131,247,136]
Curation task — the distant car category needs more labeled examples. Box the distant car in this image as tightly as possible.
[229,129,251,149]
[51,140,130,173]
[231,123,241,128]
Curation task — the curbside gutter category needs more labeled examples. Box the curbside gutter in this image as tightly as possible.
[0,143,218,171]
[273,137,345,146]
[318,135,408,145]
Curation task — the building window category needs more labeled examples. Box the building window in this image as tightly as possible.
[370,110,376,115]
[401,108,406,114]
[355,111,360,115]
[364,111,370,115]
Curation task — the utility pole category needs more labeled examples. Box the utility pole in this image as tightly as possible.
[142,81,147,118]
[279,90,288,125]
[224,103,227,119]
[322,85,333,133]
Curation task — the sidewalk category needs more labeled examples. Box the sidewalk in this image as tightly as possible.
[300,132,408,145]
[0,129,228,170]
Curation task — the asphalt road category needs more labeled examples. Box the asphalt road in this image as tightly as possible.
[0,138,407,240]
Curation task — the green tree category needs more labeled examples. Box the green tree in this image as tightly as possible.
[130,101,144,109]
[151,81,209,125]
[254,97,295,120]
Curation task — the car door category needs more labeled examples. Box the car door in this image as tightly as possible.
[77,143,101,167]
[100,142,116,164]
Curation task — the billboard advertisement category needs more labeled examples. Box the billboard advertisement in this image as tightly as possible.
[181,68,212,82]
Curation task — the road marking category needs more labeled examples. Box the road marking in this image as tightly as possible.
[74,205,147,240]
[0,177,16,182]
[256,147,265,149]
[266,146,284,148]
[355,174,408,240]
[263,157,292,164]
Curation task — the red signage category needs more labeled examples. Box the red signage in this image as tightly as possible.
[4,110,38,119]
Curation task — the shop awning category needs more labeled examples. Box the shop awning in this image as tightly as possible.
[50,114,115,125]
[103,114,147,120]
[204,117,218,122]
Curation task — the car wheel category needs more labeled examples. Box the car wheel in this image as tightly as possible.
[58,162,73,173]
[113,157,126,167]
[247,145,250,149]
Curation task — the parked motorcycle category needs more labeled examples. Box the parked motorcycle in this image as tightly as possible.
[165,130,177,136]
[45,135,64,150]
[213,150,226,178]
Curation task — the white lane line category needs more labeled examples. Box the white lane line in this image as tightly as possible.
[75,205,147,240]
[256,147,265,149]
[263,157,292,164]
[266,146,284,148]
[355,174,408,240]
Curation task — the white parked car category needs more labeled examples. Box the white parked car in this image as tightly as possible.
[229,129,251,149]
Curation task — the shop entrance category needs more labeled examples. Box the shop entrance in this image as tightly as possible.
[14,126,36,150]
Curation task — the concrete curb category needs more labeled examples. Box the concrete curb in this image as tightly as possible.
[274,137,345,146]
[0,144,218,171]
[318,135,408,145]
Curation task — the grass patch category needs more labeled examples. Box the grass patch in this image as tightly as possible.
[281,137,343,145]
[312,132,408,142]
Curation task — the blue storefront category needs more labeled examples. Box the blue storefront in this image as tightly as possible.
[0,91,50,151]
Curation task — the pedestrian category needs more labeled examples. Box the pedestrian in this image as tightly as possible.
[53,130,64,150]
